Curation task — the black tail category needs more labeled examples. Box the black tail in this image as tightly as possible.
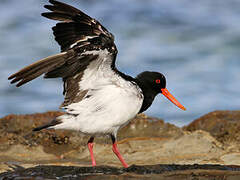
[33,119,61,131]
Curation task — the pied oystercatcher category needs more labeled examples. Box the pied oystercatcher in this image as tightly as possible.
[8,0,186,168]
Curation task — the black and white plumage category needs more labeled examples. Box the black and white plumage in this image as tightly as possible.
[8,0,185,168]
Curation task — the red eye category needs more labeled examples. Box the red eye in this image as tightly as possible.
[156,79,161,84]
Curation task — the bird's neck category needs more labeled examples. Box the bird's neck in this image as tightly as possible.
[134,77,158,113]
[113,68,159,113]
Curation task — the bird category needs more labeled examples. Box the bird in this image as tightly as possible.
[8,0,186,168]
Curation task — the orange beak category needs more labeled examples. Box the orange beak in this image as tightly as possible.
[161,88,186,111]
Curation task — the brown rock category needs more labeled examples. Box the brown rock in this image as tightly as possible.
[119,113,184,139]
[183,110,240,148]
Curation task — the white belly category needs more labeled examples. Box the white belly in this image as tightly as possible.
[55,82,143,135]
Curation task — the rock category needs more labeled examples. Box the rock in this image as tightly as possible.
[1,164,240,180]
[183,110,240,149]
[118,114,183,139]
[1,110,240,177]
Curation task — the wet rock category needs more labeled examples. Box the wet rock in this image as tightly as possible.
[1,164,240,180]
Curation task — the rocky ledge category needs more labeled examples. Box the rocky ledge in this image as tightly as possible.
[1,110,240,179]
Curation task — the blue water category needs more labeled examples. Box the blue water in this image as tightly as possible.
[1,0,240,126]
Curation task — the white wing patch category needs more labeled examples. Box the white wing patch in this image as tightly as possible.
[69,36,98,48]
[78,49,114,91]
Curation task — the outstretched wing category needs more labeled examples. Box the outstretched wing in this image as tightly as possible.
[42,0,116,52]
[8,0,119,108]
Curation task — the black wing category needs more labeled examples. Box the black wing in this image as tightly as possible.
[42,0,116,52]
[8,0,118,86]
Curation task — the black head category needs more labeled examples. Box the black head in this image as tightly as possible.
[135,71,186,113]
[136,71,166,94]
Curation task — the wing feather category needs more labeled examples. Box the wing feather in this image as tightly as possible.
[8,52,71,87]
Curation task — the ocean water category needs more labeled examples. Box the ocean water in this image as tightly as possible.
[1,0,240,126]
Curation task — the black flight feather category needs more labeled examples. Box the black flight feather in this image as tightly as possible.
[33,119,61,131]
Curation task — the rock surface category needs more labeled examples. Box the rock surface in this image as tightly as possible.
[1,110,240,179]
[184,110,240,149]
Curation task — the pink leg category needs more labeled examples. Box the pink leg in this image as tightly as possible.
[87,137,96,166]
[111,135,129,168]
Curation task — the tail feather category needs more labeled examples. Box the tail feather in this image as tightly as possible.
[33,119,61,131]
[8,52,70,87]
